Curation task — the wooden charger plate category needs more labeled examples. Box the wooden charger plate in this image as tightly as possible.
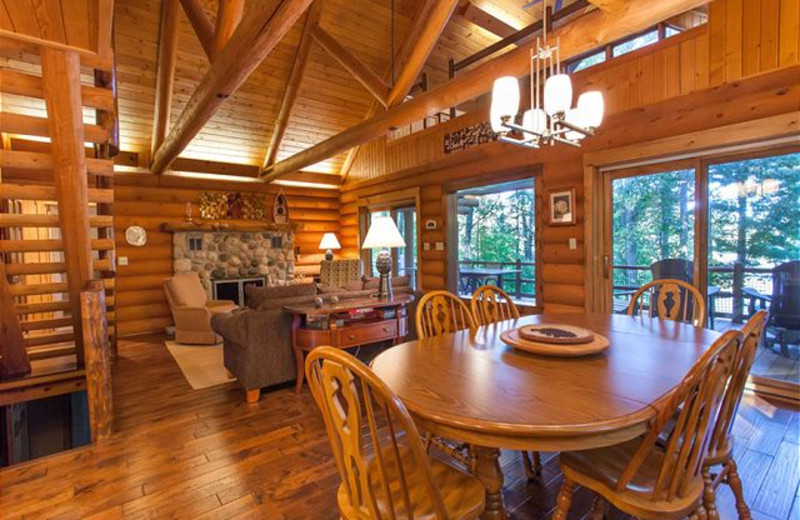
[501,327,610,357]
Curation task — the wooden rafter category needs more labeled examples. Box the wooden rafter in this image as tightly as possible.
[178,0,215,59]
[587,0,628,13]
[263,0,709,181]
[151,0,315,175]
[340,0,443,179]
[151,0,180,158]
[310,24,389,107]
[459,2,517,39]
[262,0,323,170]
[385,0,460,107]
[212,0,245,60]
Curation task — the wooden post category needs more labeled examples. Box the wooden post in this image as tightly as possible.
[151,0,180,158]
[732,261,744,323]
[41,48,93,363]
[0,259,31,379]
[81,280,113,441]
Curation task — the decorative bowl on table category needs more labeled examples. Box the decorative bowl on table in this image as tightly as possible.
[501,324,609,357]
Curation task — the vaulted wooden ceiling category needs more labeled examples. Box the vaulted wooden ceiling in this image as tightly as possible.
[112,0,571,174]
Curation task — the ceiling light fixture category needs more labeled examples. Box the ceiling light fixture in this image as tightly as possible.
[490,0,604,149]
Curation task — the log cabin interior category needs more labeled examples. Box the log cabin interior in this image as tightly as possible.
[0,0,798,518]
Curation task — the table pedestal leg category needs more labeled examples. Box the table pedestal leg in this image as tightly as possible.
[475,446,507,520]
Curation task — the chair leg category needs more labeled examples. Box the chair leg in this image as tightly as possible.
[245,388,260,404]
[521,451,542,480]
[725,459,753,520]
[589,495,608,520]
[552,478,576,520]
[702,466,720,520]
[690,505,708,520]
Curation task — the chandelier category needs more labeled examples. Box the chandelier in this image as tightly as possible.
[489,1,604,148]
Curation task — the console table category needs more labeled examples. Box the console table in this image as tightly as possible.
[285,294,414,393]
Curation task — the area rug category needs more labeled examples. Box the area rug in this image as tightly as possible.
[165,341,235,390]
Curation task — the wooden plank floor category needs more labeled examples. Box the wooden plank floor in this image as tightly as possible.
[0,333,798,519]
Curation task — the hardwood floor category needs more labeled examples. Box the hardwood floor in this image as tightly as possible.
[1,333,798,519]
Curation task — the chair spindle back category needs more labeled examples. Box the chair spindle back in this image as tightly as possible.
[416,291,477,339]
[708,310,769,454]
[306,347,450,519]
[615,330,741,502]
[470,285,520,326]
[628,279,707,327]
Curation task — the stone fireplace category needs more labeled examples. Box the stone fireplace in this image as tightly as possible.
[172,230,296,295]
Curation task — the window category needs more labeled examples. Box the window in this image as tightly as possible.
[188,236,203,251]
[612,29,659,58]
[569,50,606,73]
[362,206,418,288]
[453,179,535,303]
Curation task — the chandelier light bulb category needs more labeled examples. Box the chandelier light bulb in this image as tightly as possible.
[543,74,572,116]
[564,109,586,141]
[491,76,521,120]
[522,108,547,134]
[577,91,605,128]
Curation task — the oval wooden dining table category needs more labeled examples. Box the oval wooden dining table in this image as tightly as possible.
[371,312,721,520]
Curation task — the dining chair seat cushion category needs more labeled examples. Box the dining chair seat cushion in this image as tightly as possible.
[560,436,704,519]
[337,438,485,520]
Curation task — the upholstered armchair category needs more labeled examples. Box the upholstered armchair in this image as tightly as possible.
[319,259,362,288]
[163,273,237,345]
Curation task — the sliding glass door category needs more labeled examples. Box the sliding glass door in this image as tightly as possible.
[602,148,799,397]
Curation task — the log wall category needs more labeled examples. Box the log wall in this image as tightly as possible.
[113,174,339,337]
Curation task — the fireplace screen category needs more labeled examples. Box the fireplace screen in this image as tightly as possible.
[212,276,265,307]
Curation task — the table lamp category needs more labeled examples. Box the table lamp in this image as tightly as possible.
[318,232,341,261]
[361,216,406,300]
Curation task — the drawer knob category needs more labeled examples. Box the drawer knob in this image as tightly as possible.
[349,334,355,340]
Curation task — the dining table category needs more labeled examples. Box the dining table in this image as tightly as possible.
[370,312,721,520]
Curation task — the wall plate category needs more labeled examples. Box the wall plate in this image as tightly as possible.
[425,219,437,230]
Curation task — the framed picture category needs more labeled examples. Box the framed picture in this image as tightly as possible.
[548,188,576,226]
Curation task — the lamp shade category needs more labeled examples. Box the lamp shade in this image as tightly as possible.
[564,109,586,141]
[577,91,604,128]
[543,73,572,116]
[522,108,547,134]
[361,217,406,249]
[490,76,520,122]
[318,232,341,250]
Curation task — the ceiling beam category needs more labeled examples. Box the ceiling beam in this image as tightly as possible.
[310,24,389,108]
[385,0,460,107]
[212,0,245,60]
[262,0,709,181]
[587,0,628,13]
[340,0,444,179]
[459,2,517,38]
[262,1,323,170]
[178,0,215,59]
[151,0,315,175]
[151,0,180,159]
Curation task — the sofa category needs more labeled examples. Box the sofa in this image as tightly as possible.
[211,276,419,403]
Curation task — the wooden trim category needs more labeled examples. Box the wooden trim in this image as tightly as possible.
[151,0,314,174]
[262,1,323,169]
[0,69,115,111]
[0,113,109,144]
[310,24,389,108]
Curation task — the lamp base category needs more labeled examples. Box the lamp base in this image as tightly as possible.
[324,249,334,261]
[375,250,393,300]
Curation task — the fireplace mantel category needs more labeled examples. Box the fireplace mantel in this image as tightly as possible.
[161,221,303,233]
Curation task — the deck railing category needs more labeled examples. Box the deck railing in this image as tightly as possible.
[457,259,536,300]
[613,262,774,323]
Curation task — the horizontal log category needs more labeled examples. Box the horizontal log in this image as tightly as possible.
[24,332,75,348]
[0,238,114,252]
[0,69,115,111]
[0,214,113,228]
[20,317,74,332]
[14,300,72,315]
[0,113,109,144]
[0,150,113,176]
[0,184,114,203]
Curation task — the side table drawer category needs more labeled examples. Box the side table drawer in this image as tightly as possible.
[338,321,397,348]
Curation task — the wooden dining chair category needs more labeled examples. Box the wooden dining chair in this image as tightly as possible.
[701,310,769,520]
[468,285,542,478]
[552,329,742,520]
[305,346,485,519]
[627,279,707,327]
[416,290,477,340]
[470,285,520,326]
